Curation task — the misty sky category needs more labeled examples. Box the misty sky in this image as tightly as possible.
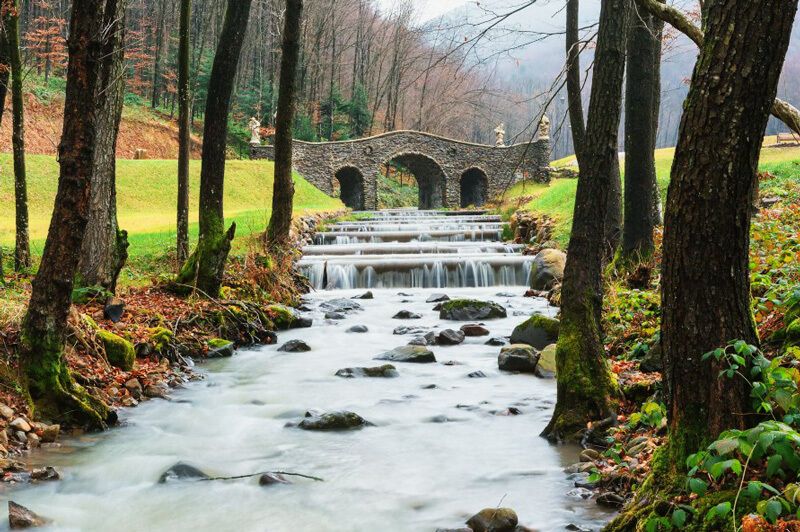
[375,0,468,22]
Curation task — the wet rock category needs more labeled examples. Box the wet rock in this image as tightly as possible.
[97,329,136,370]
[529,248,566,290]
[596,492,625,508]
[353,291,374,299]
[565,525,592,532]
[335,365,398,378]
[324,311,346,320]
[467,371,487,378]
[375,345,436,363]
[432,302,445,311]
[319,298,363,313]
[207,338,235,358]
[498,345,540,374]
[566,487,593,499]
[9,418,31,433]
[278,339,311,353]
[292,316,313,328]
[393,325,428,335]
[103,297,126,323]
[510,314,560,350]
[580,448,602,462]
[34,423,59,444]
[440,299,507,321]
[346,325,368,333]
[435,528,471,532]
[397,292,413,296]
[393,310,422,320]
[27,433,40,448]
[466,507,518,532]
[495,407,522,416]
[144,383,170,399]
[30,467,59,481]
[461,324,489,337]
[485,337,507,346]
[426,293,450,303]
[536,344,557,378]
[125,378,143,399]
[258,472,290,486]
[408,332,436,346]
[437,329,465,345]
[0,403,14,420]
[421,384,438,389]
[496,291,518,298]
[8,501,48,529]
[298,411,371,431]
[426,415,454,423]
[158,462,210,483]
[14,431,26,443]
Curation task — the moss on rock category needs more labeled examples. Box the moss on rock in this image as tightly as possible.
[439,299,507,321]
[148,327,174,352]
[510,314,560,349]
[97,330,135,371]
[266,304,295,330]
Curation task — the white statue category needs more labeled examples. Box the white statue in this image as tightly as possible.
[248,116,261,145]
[538,114,551,139]
[494,123,506,147]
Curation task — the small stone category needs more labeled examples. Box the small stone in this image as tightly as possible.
[467,371,487,378]
[144,383,169,399]
[346,325,368,333]
[466,508,518,532]
[297,411,371,431]
[9,418,31,433]
[353,291,374,300]
[125,378,143,399]
[426,293,450,303]
[8,501,48,529]
[14,431,27,443]
[104,297,125,323]
[579,448,602,462]
[207,339,235,358]
[460,324,489,337]
[158,462,210,483]
[325,311,345,320]
[258,472,290,486]
[0,403,14,420]
[375,345,436,363]
[30,467,59,481]
[278,339,311,352]
[485,337,507,346]
[335,365,398,378]
[26,433,40,448]
[436,329,465,345]
[393,310,422,319]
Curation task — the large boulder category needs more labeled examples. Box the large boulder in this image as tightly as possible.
[375,345,436,363]
[498,345,540,373]
[335,365,398,378]
[8,501,48,529]
[529,248,566,290]
[510,314,559,350]
[97,329,135,371]
[439,299,507,321]
[207,338,235,358]
[466,508,519,532]
[297,411,371,431]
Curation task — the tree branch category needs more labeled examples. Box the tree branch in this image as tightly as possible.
[634,0,800,136]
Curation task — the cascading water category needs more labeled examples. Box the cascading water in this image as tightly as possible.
[6,209,610,532]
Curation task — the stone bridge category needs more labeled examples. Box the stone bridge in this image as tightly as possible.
[250,129,550,210]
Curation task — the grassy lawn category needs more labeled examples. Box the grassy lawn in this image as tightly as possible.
[502,139,800,246]
[0,155,343,263]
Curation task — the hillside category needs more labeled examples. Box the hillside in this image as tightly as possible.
[497,138,800,245]
[0,78,203,159]
[0,155,343,264]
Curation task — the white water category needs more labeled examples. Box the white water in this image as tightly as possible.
[6,210,610,531]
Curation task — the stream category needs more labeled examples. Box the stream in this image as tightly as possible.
[4,209,611,531]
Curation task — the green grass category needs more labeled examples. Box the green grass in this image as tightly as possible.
[505,142,800,246]
[0,154,343,263]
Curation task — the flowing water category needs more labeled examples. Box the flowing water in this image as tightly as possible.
[5,209,611,531]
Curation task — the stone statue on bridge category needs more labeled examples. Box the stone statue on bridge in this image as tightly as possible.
[494,123,506,147]
[538,114,550,139]
[248,117,261,145]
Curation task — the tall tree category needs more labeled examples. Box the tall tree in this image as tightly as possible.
[20,0,121,428]
[4,0,29,271]
[175,0,252,298]
[542,0,629,442]
[621,6,662,261]
[76,0,128,292]
[0,26,8,283]
[266,0,304,246]
[565,0,585,165]
[177,0,191,265]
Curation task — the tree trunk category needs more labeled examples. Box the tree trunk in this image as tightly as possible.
[0,28,7,283]
[565,0,585,164]
[20,0,120,429]
[175,0,252,298]
[542,0,628,442]
[621,7,661,260]
[661,0,796,464]
[151,0,167,108]
[266,0,303,247]
[5,0,29,271]
[76,0,128,293]
[177,0,191,265]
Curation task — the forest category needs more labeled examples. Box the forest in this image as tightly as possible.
[0,0,799,531]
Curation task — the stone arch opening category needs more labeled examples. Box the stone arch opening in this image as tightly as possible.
[460,167,489,207]
[333,166,366,210]
[385,153,447,209]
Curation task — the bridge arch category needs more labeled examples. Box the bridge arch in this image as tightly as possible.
[384,152,447,209]
[333,166,366,210]
[460,167,489,207]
